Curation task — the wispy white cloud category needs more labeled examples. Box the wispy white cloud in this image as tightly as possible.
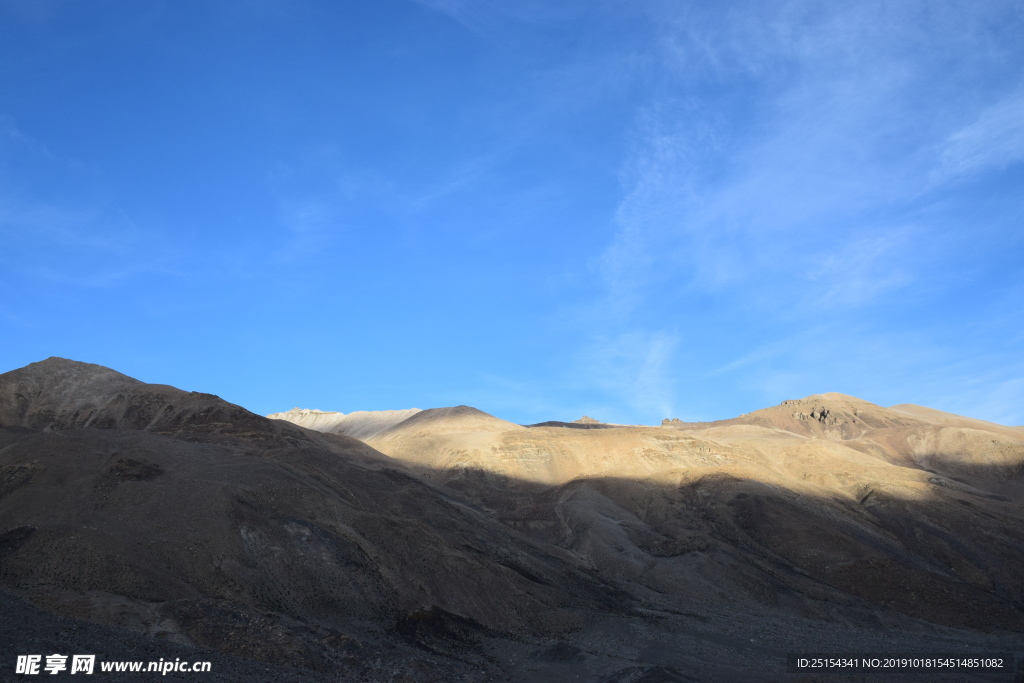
[601,28,929,304]
[267,157,403,262]
[936,91,1024,181]
[272,195,344,261]
[707,326,830,378]
[573,330,679,420]
[601,0,1022,303]
[902,358,1024,427]
[587,0,1024,421]
[0,117,186,291]
[955,376,1024,426]
[408,0,588,37]
[805,228,915,307]
[437,330,680,424]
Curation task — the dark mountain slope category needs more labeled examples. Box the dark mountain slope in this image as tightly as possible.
[2,360,1022,681]
[0,360,625,680]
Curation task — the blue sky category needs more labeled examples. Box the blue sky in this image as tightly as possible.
[2,0,1023,426]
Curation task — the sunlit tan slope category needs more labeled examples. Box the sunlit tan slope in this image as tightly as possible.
[350,393,1024,633]
[356,393,1023,495]
[889,403,1024,439]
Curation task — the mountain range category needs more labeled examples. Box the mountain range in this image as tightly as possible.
[1,357,1022,681]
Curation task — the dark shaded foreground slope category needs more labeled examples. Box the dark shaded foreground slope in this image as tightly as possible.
[0,359,625,680]
[0,589,339,682]
[0,359,1022,681]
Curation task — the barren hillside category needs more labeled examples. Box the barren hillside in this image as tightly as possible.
[2,359,1022,681]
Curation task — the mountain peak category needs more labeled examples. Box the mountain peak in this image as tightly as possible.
[9,356,141,384]
[0,358,295,446]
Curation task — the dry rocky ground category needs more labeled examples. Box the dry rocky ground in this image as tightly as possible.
[1,358,1023,681]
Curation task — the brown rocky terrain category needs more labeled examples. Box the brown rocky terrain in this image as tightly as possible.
[1,358,1022,681]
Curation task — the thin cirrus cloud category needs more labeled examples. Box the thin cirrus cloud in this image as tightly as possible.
[603,7,938,302]
[575,330,680,421]
[581,0,1024,421]
[1,1,1020,426]
[0,119,186,291]
[404,0,1024,424]
[936,92,1024,182]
